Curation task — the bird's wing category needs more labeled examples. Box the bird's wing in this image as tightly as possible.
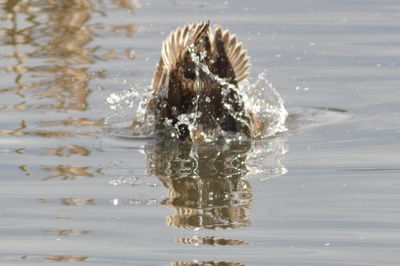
[211,27,251,83]
[152,22,210,92]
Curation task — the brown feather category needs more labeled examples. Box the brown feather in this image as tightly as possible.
[149,21,252,140]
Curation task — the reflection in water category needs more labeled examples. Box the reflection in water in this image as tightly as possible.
[43,229,90,236]
[15,144,101,180]
[38,198,94,206]
[2,0,93,110]
[0,120,26,136]
[105,0,141,11]
[42,165,99,180]
[60,197,94,206]
[47,145,90,157]
[21,255,87,262]
[0,118,104,137]
[145,137,287,248]
[146,140,253,231]
[19,165,32,176]
[44,256,88,262]
[172,261,245,266]
[1,0,133,134]
[177,236,249,246]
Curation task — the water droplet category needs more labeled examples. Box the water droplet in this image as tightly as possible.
[112,199,120,205]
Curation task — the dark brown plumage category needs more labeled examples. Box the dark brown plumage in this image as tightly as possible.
[147,21,252,141]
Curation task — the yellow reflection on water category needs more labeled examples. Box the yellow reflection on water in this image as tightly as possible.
[0,118,104,137]
[172,261,245,266]
[44,255,88,262]
[42,165,100,180]
[60,197,94,206]
[21,255,88,262]
[38,197,95,206]
[43,228,90,236]
[177,236,249,246]
[2,0,93,108]
[0,120,26,136]
[47,145,90,157]
[0,1,135,185]
[1,0,138,113]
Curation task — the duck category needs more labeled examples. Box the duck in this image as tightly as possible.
[147,21,253,141]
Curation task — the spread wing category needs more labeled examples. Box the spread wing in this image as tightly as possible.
[211,27,251,83]
[151,22,210,93]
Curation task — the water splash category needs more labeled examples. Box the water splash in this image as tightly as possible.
[241,72,288,138]
[119,73,287,141]
[106,87,139,112]
[106,48,287,140]
[104,85,147,126]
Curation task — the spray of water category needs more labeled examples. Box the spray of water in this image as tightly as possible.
[241,72,288,138]
[106,48,288,141]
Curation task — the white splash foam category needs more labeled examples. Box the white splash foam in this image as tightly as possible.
[108,48,287,140]
[241,72,288,138]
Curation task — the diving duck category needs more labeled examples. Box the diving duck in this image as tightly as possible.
[147,21,253,141]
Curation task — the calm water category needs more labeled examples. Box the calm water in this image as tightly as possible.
[1,0,400,265]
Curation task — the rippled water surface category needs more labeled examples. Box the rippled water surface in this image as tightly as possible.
[1,0,400,265]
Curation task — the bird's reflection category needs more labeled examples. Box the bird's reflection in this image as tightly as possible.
[146,140,253,232]
[145,135,287,248]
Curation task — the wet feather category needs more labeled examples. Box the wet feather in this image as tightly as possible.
[148,21,252,141]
